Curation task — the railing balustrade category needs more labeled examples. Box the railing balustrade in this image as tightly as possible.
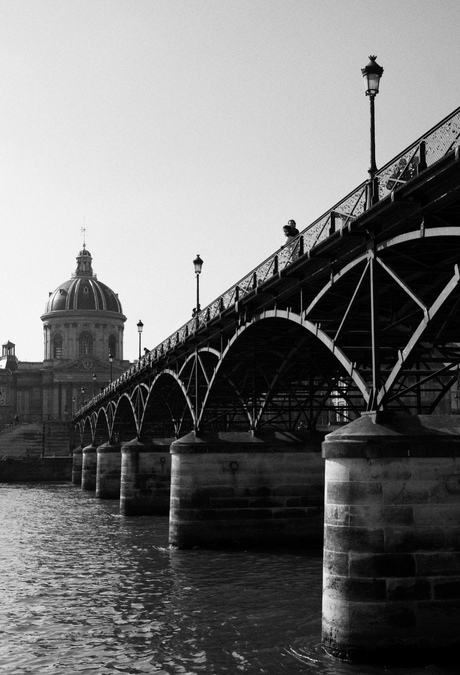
[77,106,460,415]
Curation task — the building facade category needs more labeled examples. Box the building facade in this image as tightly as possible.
[0,246,131,428]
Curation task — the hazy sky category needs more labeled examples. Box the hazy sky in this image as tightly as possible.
[1,0,459,362]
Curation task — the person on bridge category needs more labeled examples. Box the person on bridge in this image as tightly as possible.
[282,219,299,244]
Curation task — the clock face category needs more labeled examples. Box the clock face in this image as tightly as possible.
[82,359,93,370]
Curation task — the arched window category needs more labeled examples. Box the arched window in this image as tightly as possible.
[108,334,117,359]
[79,331,93,356]
[53,333,63,359]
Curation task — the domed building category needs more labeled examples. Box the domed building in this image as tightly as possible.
[0,247,132,451]
[42,245,126,368]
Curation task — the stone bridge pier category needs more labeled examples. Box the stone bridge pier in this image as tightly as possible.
[96,440,121,499]
[120,437,174,516]
[169,431,324,549]
[322,413,460,662]
[81,442,98,491]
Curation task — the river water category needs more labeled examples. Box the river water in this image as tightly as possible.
[0,483,456,675]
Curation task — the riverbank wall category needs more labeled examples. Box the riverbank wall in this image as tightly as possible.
[0,456,72,482]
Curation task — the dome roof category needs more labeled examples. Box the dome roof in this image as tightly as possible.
[42,246,124,316]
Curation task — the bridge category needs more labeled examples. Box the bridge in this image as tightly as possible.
[72,105,460,662]
[75,105,460,438]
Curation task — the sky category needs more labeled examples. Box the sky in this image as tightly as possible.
[1,0,459,362]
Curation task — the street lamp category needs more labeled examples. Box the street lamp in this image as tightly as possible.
[362,55,384,208]
[193,254,203,317]
[137,320,144,360]
[108,352,113,382]
[362,56,384,409]
[92,373,97,397]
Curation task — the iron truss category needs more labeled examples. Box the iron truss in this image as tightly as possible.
[75,108,460,444]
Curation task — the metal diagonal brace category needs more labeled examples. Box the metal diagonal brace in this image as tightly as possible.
[377,264,460,408]
[334,260,370,343]
[377,257,427,311]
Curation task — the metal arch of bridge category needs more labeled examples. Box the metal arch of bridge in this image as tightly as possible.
[74,106,460,442]
[76,318,364,442]
[304,226,460,411]
[80,368,195,443]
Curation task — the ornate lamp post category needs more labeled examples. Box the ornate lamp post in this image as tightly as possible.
[108,352,113,382]
[362,55,384,208]
[193,255,203,317]
[92,373,97,397]
[362,56,384,409]
[137,320,144,360]
[192,255,204,430]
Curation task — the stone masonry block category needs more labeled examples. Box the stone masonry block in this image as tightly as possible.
[383,603,417,629]
[286,497,301,507]
[415,552,460,577]
[414,504,460,527]
[385,527,446,553]
[169,508,200,521]
[349,552,416,578]
[325,503,350,526]
[190,487,234,508]
[348,457,412,483]
[382,481,433,505]
[195,509,236,521]
[433,579,460,600]
[273,484,315,497]
[249,497,285,508]
[325,459,350,482]
[408,457,454,481]
[348,601,415,635]
[327,480,382,505]
[170,497,194,510]
[447,527,460,550]
[323,549,349,576]
[273,508,308,519]
[324,524,384,554]
[349,504,414,528]
[427,479,460,504]
[234,508,273,520]
[299,494,325,509]
[386,578,431,602]
[210,498,250,508]
[416,600,460,635]
[321,593,350,632]
[324,574,386,602]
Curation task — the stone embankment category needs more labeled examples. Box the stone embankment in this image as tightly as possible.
[0,421,72,482]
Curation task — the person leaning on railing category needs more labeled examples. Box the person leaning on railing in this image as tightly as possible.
[282,219,299,245]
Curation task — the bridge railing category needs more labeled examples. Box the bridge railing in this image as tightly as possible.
[77,106,460,416]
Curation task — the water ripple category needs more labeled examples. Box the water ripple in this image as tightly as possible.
[0,483,457,675]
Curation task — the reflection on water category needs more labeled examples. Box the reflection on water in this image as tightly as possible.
[0,483,456,674]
